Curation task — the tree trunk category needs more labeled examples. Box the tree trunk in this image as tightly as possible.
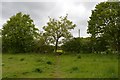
[55,38,58,53]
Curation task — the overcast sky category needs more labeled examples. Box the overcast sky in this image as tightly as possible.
[0,0,107,37]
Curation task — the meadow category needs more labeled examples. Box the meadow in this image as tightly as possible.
[2,53,118,78]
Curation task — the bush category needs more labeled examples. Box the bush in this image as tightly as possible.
[62,37,92,53]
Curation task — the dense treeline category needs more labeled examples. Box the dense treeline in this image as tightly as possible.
[1,1,120,54]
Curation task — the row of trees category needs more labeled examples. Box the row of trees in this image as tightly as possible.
[1,1,120,54]
[1,12,76,53]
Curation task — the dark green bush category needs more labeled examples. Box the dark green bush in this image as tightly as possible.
[34,68,43,73]
[72,67,79,71]
[46,61,52,65]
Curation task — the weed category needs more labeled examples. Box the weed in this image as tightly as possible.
[72,67,79,71]
[34,68,43,73]
[20,58,25,61]
[46,61,52,65]
[13,74,17,76]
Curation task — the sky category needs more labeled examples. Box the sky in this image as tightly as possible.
[0,0,108,37]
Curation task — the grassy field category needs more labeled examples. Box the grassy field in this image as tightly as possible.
[2,53,118,78]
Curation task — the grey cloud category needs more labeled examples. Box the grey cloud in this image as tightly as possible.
[2,2,56,19]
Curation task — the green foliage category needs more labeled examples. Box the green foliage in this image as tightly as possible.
[92,37,109,53]
[2,12,39,53]
[62,38,81,53]
[32,32,54,53]
[43,14,76,52]
[87,2,120,52]
[62,37,92,53]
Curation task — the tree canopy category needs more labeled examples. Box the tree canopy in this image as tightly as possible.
[43,15,76,52]
[2,12,39,53]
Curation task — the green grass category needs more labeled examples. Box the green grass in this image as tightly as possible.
[2,53,118,78]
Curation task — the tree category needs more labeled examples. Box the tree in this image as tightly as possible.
[2,12,39,53]
[87,2,120,53]
[43,15,76,52]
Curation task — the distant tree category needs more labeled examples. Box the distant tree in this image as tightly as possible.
[43,14,76,52]
[2,12,39,53]
[87,2,120,53]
